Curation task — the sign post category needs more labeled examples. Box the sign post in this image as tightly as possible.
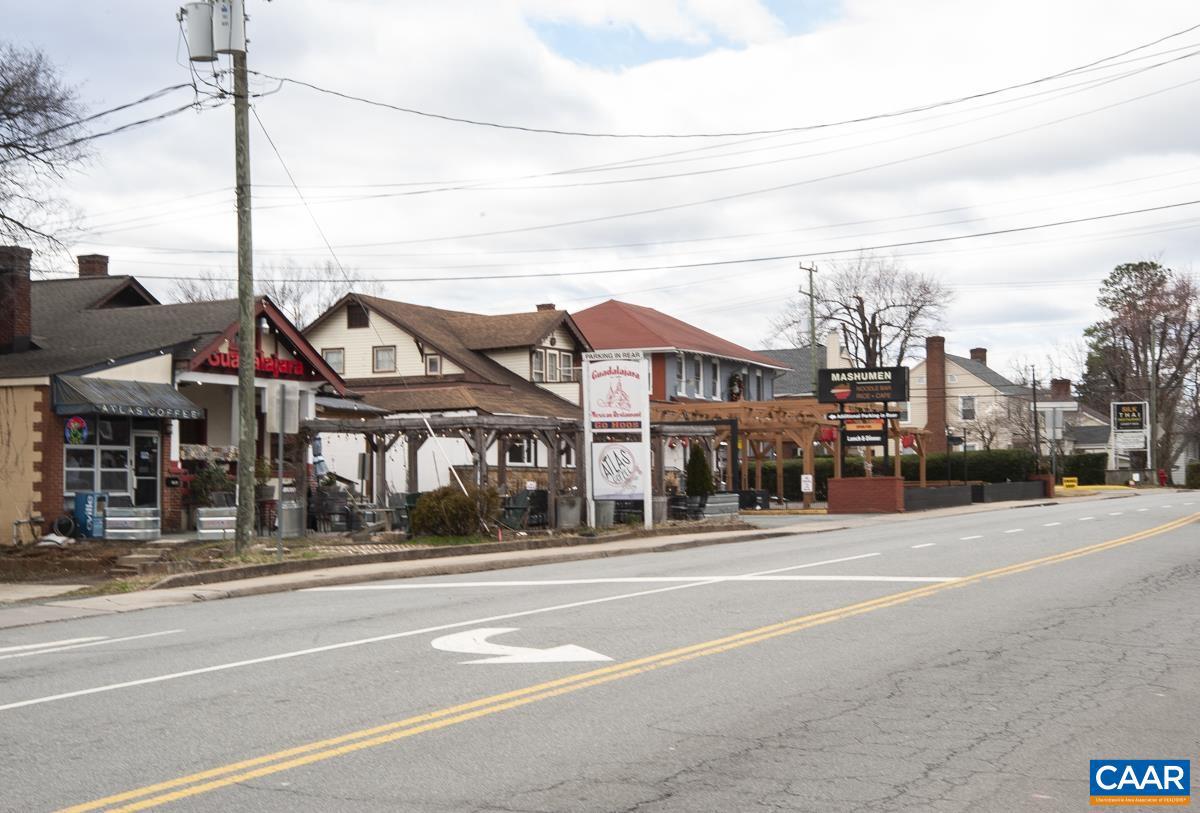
[582,351,652,530]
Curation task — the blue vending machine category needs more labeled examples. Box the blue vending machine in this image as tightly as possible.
[73,492,108,538]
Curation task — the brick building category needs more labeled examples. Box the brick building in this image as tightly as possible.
[0,248,346,540]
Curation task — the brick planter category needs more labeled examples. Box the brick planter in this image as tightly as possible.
[827,476,905,514]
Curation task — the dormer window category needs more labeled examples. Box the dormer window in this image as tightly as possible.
[546,351,559,383]
[425,354,442,375]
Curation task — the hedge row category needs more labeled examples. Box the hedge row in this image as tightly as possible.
[756,449,1039,501]
[1057,452,1108,486]
[1187,461,1200,490]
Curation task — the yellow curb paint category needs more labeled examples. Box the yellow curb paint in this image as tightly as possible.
[61,513,1198,813]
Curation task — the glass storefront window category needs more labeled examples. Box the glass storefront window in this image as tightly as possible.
[65,470,95,491]
[100,470,129,491]
[100,449,128,468]
[66,448,95,468]
[98,418,131,446]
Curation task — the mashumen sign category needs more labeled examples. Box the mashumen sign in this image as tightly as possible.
[817,367,908,404]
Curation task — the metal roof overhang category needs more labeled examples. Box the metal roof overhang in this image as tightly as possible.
[53,375,206,421]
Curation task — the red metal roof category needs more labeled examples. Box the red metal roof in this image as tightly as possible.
[572,300,788,369]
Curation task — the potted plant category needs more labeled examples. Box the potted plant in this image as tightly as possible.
[255,457,276,500]
[186,464,233,527]
[686,445,715,517]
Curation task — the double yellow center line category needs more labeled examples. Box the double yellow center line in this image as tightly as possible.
[61,513,1198,812]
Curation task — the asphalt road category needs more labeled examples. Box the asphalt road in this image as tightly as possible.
[2,493,1198,812]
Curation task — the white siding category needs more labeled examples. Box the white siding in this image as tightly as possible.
[83,354,173,384]
[541,381,580,405]
[486,348,530,378]
[305,303,424,378]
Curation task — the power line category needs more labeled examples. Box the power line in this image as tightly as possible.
[247,21,1200,138]
[66,197,1200,284]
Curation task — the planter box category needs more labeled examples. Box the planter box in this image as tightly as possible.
[903,485,972,511]
[970,481,1047,503]
[703,493,740,517]
[557,495,582,529]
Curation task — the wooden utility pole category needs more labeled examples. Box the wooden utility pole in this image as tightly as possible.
[234,48,256,554]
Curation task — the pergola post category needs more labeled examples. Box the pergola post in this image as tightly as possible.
[739,439,750,495]
[496,433,508,495]
[653,433,666,497]
[754,441,764,492]
[405,432,420,494]
[296,429,309,534]
[472,427,487,489]
[892,421,902,479]
[575,428,588,521]
[374,433,389,504]
[802,426,815,510]
[834,431,843,479]
[775,435,784,505]
[918,437,927,486]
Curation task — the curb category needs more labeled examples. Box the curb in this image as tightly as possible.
[150,522,761,591]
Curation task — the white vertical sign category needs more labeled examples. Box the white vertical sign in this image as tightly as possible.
[582,351,652,529]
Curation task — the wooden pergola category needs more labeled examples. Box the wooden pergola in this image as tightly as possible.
[302,414,582,527]
[651,400,838,509]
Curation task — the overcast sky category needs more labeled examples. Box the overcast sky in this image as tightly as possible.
[8,0,1200,380]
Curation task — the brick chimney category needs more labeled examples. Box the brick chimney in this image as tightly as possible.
[536,303,556,311]
[925,335,947,454]
[1050,378,1072,401]
[0,246,33,354]
[78,254,109,278]
[969,347,987,366]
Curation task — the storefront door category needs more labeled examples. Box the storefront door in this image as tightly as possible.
[133,432,160,509]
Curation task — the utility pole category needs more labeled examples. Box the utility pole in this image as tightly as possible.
[1030,365,1041,474]
[798,263,818,394]
[1148,321,1158,478]
[233,41,255,554]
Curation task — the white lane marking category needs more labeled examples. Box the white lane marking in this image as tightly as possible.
[0,552,881,713]
[1079,516,1095,521]
[0,637,107,654]
[431,628,612,664]
[1108,512,1124,516]
[1004,529,1023,534]
[1184,502,1194,506]
[1162,504,1173,508]
[1137,508,1149,512]
[0,630,182,662]
[309,575,956,587]
[959,535,983,541]
[910,543,936,549]
[1043,522,1062,527]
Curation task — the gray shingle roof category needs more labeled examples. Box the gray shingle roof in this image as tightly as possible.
[0,282,239,378]
[945,354,1027,396]
[758,346,824,395]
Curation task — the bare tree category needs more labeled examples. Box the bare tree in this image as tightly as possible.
[171,260,379,328]
[0,44,87,249]
[770,253,951,367]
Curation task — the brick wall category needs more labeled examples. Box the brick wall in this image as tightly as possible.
[34,385,64,533]
[1028,473,1055,499]
[161,421,183,531]
[827,476,905,514]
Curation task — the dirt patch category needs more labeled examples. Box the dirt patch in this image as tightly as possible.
[0,543,134,584]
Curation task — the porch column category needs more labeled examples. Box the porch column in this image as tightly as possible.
[296,430,309,534]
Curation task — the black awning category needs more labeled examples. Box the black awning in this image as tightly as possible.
[53,375,205,420]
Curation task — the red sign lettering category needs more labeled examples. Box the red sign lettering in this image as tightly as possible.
[204,351,309,379]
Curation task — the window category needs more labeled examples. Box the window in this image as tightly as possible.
[692,356,702,390]
[322,348,344,375]
[65,447,96,492]
[546,351,559,383]
[756,371,764,400]
[916,375,927,385]
[346,302,369,329]
[507,438,537,466]
[561,442,575,468]
[711,360,719,398]
[559,352,575,382]
[675,353,684,390]
[947,374,959,384]
[960,395,976,421]
[532,349,545,382]
[373,346,396,373]
[425,354,442,375]
[63,418,135,496]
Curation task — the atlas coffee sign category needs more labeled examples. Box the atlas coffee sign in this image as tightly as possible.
[591,442,648,500]
[203,350,311,380]
[818,367,908,404]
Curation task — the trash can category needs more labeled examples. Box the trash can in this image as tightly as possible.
[593,500,615,529]
[73,492,108,539]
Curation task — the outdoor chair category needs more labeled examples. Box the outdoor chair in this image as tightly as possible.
[500,490,531,530]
